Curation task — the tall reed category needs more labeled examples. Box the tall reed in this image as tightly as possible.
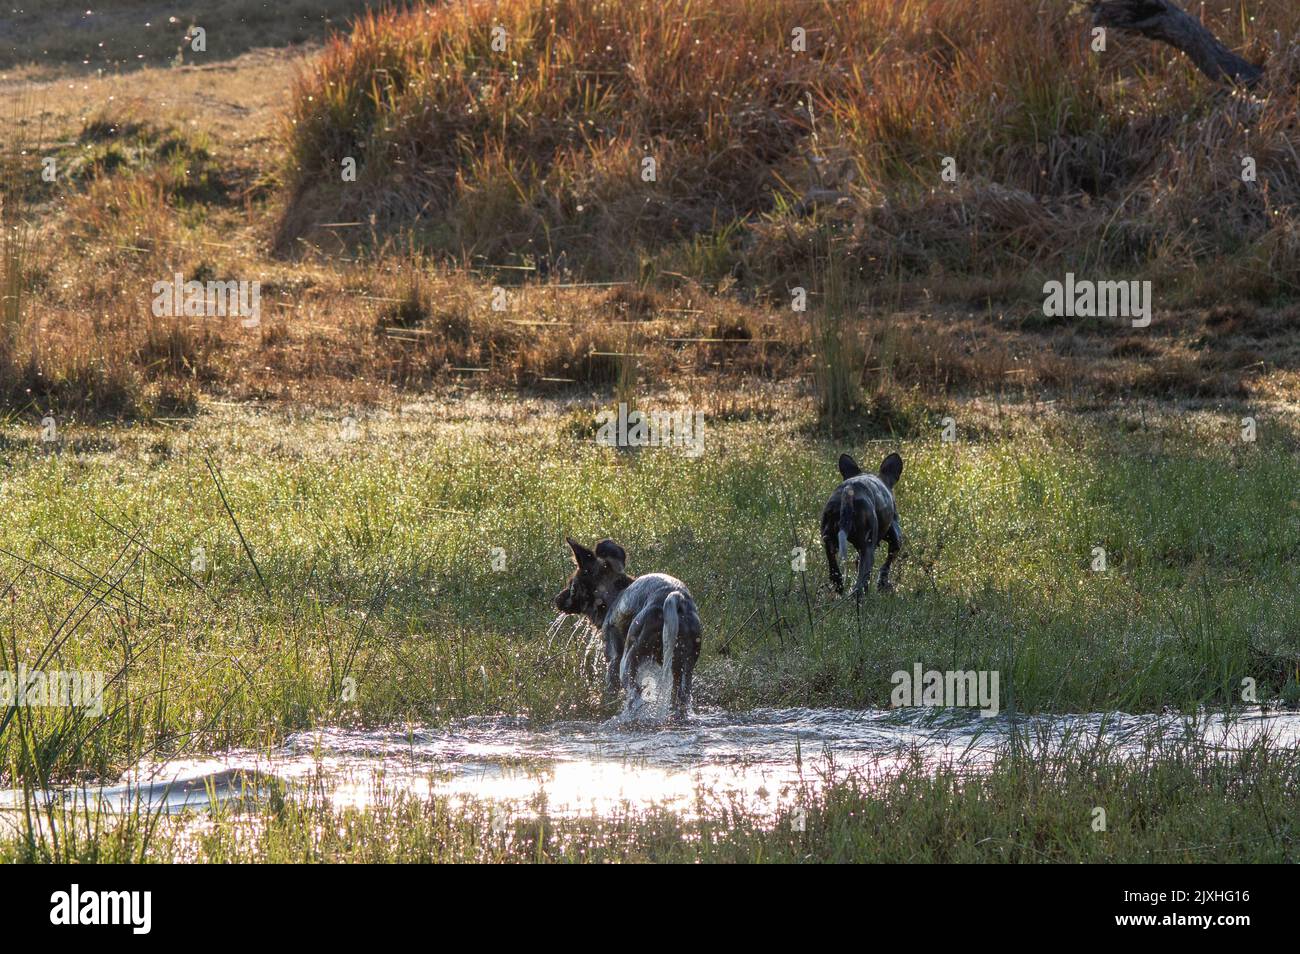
[0,105,34,364]
[811,241,864,431]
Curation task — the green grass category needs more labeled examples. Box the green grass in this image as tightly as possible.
[0,401,1297,791]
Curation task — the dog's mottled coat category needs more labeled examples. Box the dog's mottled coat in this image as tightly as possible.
[554,538,702,717]
[820,452,904,597]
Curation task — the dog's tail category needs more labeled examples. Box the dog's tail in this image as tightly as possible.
[838,485,856,564]
[658,592,682,719]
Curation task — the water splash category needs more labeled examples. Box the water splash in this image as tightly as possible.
[610,661,672,726]
[543,612,568,647]
[7,706,1299,825]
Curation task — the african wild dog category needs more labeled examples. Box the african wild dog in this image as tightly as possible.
[553,538,702,718]
[821,452,904,597]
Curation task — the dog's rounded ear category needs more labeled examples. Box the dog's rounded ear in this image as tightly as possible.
[879,452,903,488]
[838,453,863,480]
[594,538,626,574]
[567,537,597,568]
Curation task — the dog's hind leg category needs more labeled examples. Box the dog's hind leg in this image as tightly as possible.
[878,519,902,592]
[852,506,878,599]
[673,627,698,720]
[619,605,663,703]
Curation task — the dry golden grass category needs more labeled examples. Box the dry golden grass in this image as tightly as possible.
[276,1,1300,292]
[0,1,1298,422]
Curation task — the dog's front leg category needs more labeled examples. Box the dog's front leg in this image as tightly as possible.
[603,627,623,698]
[823,531,844,593]
[878,519,902,591]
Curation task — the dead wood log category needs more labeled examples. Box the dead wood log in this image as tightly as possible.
[1091,0,1265,88]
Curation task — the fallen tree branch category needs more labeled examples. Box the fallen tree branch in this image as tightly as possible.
[1091,0,1264,88]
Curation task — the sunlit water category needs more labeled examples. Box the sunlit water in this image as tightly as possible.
[5,705,1300,827]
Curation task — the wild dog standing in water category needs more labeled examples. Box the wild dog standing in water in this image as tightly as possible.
[821,452,904,598]
[554,538,702,718]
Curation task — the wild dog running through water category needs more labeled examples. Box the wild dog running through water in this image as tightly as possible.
[553,538,702,720]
